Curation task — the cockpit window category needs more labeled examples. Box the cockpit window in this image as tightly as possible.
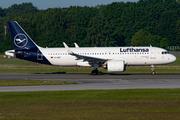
[162,51,170,54]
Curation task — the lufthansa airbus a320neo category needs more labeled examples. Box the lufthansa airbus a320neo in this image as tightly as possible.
[5,21,176,74]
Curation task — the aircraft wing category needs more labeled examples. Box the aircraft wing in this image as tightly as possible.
[63,42,108,62]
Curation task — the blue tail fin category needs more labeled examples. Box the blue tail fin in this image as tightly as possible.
[7,21,51,65]
[8,21,38,50]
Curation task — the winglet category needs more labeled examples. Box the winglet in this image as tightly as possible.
[63,42,73,54]
[74,43,79,48]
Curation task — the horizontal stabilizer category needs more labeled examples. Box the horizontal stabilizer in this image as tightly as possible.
[5,49,27,57]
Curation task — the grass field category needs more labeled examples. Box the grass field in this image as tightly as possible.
[0,89,180,120]
[0,55,180,73]
[0,80,75,86]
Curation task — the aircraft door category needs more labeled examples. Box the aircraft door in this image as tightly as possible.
[150,49,156,59]
[37,50,43,60]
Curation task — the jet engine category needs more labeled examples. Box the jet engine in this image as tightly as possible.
[107,60,126,72]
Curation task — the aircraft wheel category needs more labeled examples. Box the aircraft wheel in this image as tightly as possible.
[91,70,99,75]
[151,71,156,75]
[95,70,99,75]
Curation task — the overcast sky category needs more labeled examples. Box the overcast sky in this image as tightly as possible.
[0,0,138,10]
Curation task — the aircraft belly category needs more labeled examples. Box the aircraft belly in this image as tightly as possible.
[127,56,150,65]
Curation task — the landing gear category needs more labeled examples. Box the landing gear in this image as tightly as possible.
[151,71,155,75]
[151,65,155,74]
[91,63,99,75]
[91,69,99,75]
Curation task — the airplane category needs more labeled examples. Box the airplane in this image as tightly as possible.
[5,21,176,75]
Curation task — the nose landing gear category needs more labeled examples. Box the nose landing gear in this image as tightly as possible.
[151,65,156,74]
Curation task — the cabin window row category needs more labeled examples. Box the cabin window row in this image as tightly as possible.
[46,52,149,55]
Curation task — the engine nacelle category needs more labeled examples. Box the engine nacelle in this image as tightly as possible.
[107,60,126,72]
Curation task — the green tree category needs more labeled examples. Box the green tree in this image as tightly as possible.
[175,20,180,46]
[0,7,5,17]
[131,29,147,46]
[4,3,38,17]
[131,29,168,47]
[160,38,168,49]
[145,34,155,46]
[1,1,180,53]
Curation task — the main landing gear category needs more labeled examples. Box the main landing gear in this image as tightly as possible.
[91,63,99,75]
[91,69,99,75]
[151,65,156,74]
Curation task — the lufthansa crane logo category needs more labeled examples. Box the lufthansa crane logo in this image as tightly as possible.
[14,33,28,47]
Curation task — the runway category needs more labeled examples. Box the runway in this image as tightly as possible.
[0,73,180,92]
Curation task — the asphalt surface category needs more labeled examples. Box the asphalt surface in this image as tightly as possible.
[0,73,180,92]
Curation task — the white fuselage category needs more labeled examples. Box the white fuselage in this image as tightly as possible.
[38,46,176,66]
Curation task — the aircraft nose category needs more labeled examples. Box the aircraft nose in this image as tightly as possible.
[170,55,176,63]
